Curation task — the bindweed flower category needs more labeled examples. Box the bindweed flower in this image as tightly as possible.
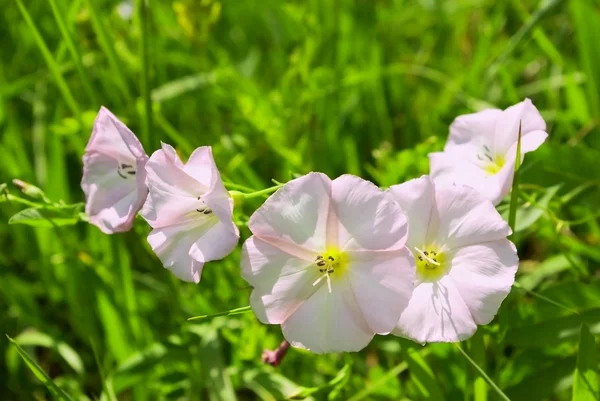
[429,98,548,205]
[142,143,239,283]
[388,176,518,343]
[81,107,149,234]
[241,173,415,353]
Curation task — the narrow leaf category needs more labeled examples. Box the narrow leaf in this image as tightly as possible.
[508,120,523,235]
[14,0,81,119]
[7,336,73,401]
[572,324,599,401]
[188,305,252,321]
[455,344,510,401]
[9,207,81,227]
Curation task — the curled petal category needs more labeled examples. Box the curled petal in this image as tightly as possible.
[147,222,209,283]
[494,98,546,154]
[145,143,206,198]
[448,240,518,325]
[394,275,477,343]
[82,107,148,234]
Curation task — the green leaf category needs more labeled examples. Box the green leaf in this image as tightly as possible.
[8,207,81,227]
[505,308,600,348]
[14,331,85,375]
[199,327,238,401]
[572,324,599,401]
[400,340,445,401]
[502,185,561,232]
[7,335,73,401]
[505,356,576,401]
[508,120,523,235]
[242,368,315,401]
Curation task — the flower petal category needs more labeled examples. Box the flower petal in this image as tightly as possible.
[393,275,477,343]
[82,151,144,233]
[189,147,235,231]
[428,183,511,249]
[141,185,206,228]
[281,282,374,353]
[243,236,316,323]
[507,130,549,157]
[387,176,435,248]
[332,174,408,251]
[82,107,148,233]
[145,143,208,198]
[241,236,315,293]
[189,221,239,262]
[448,240,518,325]
[86,106,147,161]
[494,98,546,154]
[346,249,415,334]
[147,220,217,283]
[249,172,332,253]
[446,108,503,152]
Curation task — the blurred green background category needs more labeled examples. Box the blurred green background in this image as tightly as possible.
[1,0,600,399]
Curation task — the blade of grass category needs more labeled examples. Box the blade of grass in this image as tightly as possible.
[7,335,74,401]
[48,0,98,106]
[91,338,118,401]
[471,333,488,401]
[508,121,523,238]
[15,0,81,120]
[513,282,581,315]
[454,344,511,401]
[572,324,599,401]
[187,305,252,321]
[348,348,431,401]
[84,0,132,104]
[136,0,153,148]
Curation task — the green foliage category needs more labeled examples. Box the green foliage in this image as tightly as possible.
[1,0,599,400]
[572,324,599,401]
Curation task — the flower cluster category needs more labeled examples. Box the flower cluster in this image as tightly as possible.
[82,99,547,353]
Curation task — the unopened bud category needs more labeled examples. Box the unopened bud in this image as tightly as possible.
[12,179,50,202]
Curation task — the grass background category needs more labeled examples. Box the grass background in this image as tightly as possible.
[1,0,600,400]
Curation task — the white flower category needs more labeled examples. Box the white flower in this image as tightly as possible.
[242,173,416,353]
[429,98,548,205]
[81,107,149,234]
[142,143,239,283]
[388,176,518,343]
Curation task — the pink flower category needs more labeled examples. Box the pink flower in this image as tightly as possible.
[81,106,149,234]
[429,98,548,205]
[241,173,415,353]
[142,143,239,283]
[388,176,518,343]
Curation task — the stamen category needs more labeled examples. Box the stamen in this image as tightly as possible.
[414,246,440,266]
[117,162,136,179]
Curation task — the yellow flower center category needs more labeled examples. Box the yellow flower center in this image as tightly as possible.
[313,248,349,293]
[413,246,449,281]
[483,154,506,175]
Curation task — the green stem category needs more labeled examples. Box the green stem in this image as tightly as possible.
[240,184,283,200]
[137,0,153,148]
[454,344,511,401]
